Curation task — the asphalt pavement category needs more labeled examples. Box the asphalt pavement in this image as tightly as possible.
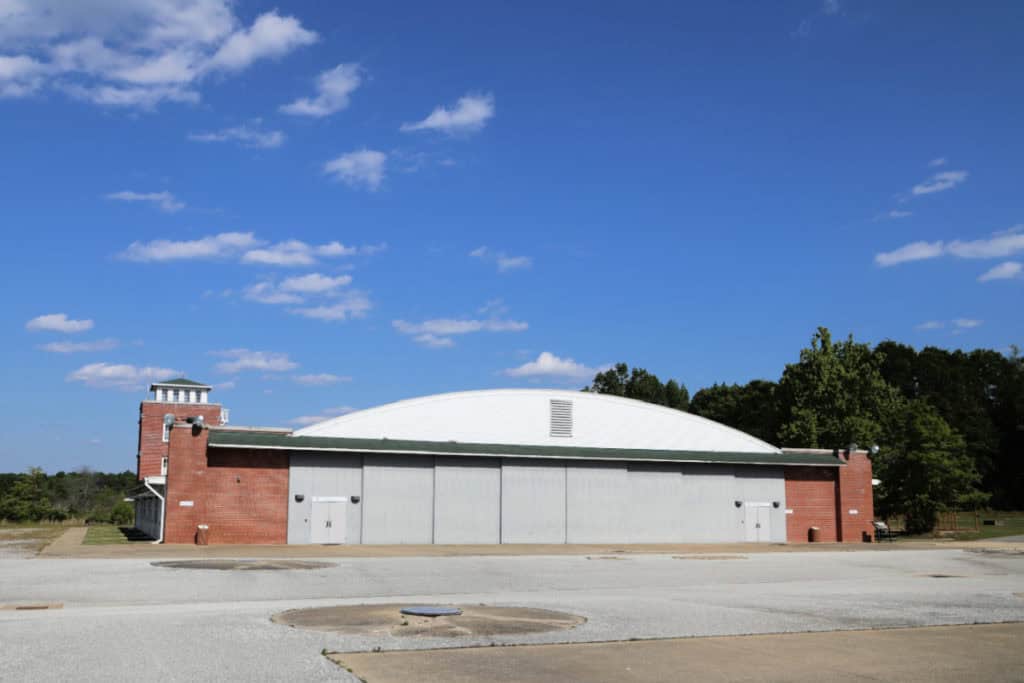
[1,548,1022,681]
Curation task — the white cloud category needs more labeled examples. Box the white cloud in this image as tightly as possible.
[39,338,119,353]
[120,233,383,265]
[497,255,532,272]
[878,228,1024,268]
[888,210,912,219]
[953,318,982,329]
[280,63,361,117]
[911,170,968,195]
[119,231,261,262]
[289,405,355,426]
[292,373,351,386]
[279,273,353,293]
[401,93,495,135]
[822,0,841,15]
[289,291,372,321]
[947,231,1024,259]
[26,313,94,333]
[915,321,944,331]
[0,54,47,97]
[393,317,528,347]
[242,282,304,305]
[187,121,284,148]
[470,246,532,273]
[502,351,597,380]
[244,272,354,305]
[241,239,382,267]
[874,240,945,267]
[324,149,386,191]
[241,239,318,266]
[929,157,947,167]
[210,348,297,373]
[66,362,180,391]
[978,261,1022,282]
[106,190,184,212]
[0,3,316,108]
[202,11,317,73]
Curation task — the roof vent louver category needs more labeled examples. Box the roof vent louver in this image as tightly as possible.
[549,399,573,438]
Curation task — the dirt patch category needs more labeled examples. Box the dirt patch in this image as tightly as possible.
[0,603,63,611]
[151,559,334,571]
[673,554,748,561]
[274,604,584,638]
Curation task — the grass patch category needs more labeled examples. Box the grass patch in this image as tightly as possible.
[82,525,150,545]
[896,511,1024,542]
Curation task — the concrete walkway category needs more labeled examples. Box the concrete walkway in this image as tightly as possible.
[331,622,1024,683]
[39,527,86,555]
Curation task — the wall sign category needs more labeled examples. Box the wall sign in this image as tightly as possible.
[179,500,194,507]
[848,509,859,515]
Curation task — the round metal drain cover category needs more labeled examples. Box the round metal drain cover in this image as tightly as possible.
[151,559,334,571]
[400,606,462,617]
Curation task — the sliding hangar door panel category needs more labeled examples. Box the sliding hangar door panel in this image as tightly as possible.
[500,460,566,543]
[288,452,362,544]
[627,464,686,542]
[362,455,434,544]
[566,462,629,543]
[433,457,501,544]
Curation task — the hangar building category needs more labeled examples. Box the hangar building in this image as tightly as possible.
[132,379,874,545]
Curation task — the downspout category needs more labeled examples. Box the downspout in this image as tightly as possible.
[143,478,165,544]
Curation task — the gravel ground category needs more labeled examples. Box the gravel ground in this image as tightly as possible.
[0,548,1022,681]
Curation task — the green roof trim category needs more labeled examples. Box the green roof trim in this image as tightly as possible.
[208,430,843,467]
[152,377,210,387]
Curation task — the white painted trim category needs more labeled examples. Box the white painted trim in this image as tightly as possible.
[208,442,844,466]
[311,496,349,503]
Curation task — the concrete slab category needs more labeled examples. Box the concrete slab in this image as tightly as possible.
[331,623,1024,683]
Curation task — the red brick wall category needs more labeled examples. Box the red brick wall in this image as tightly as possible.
[137,401,223,480]
[836,451,875,542]
[203,449,289,544]
[163,423,288,544]
[784,467,839,542]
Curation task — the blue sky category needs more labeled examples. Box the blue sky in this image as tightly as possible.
[2,1,1022,473]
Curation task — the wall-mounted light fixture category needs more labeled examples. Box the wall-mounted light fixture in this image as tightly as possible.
[294,494,304,503]
[351,495,361,504]
[734,500,742,508]
[772,501,781,508]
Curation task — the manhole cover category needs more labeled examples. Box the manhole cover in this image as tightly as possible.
[151,560,334,571]
[400,606,462,617]
[273,604,585,638]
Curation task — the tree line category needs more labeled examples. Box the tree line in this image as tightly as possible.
[0,468,136,524]
[586,327,1024,533]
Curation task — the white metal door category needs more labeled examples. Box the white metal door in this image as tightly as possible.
[744,503,770,542]
[311,501,330,544]
[311,498,347,544]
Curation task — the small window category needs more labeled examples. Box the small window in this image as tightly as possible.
[161,457,168,476]
[550,399,574,437]
[156,388,164,401]
[162,421,170,443]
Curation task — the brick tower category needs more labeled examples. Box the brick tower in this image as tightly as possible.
[137,378,224,480]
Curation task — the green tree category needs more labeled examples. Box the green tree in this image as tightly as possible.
[776,327,903,449]
[0,468,57,521]
[690,380,780,443]
[586,363,689,412]
[875,400,988,533]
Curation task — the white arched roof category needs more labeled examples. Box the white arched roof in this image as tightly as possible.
[293,389,780,455]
